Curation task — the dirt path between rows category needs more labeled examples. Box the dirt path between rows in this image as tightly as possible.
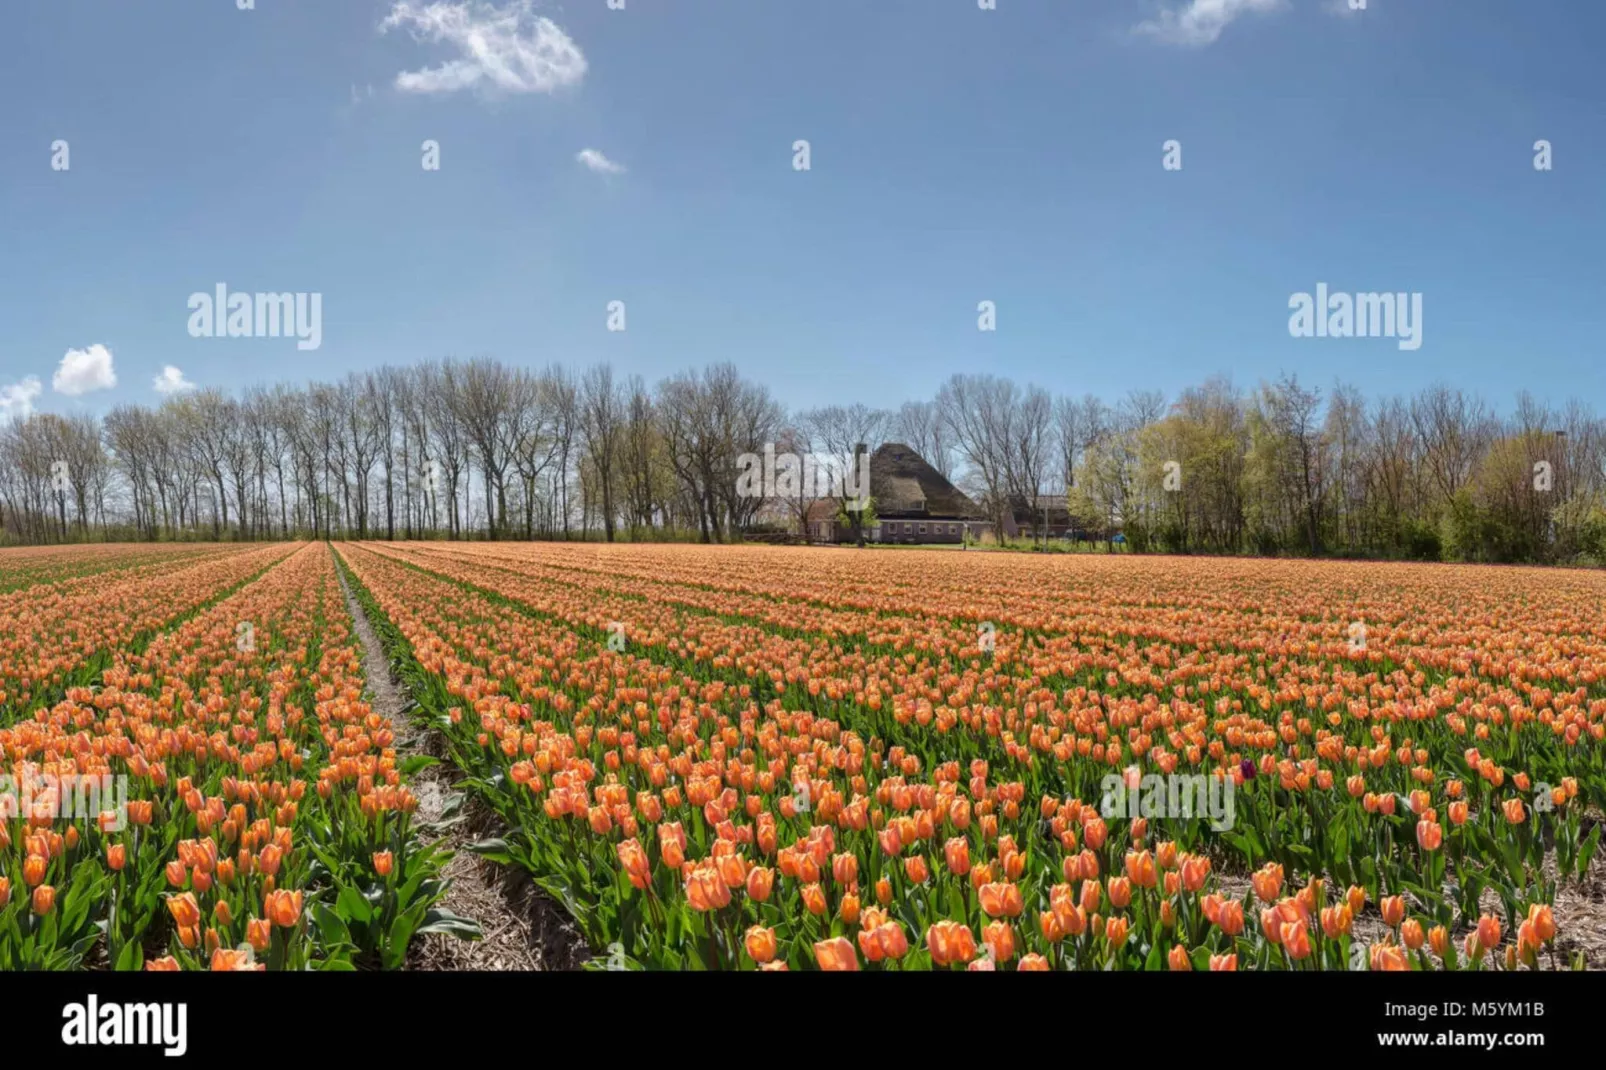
[332,545,588,970]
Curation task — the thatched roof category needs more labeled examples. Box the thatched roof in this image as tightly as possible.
[803,443,986,523]
[869,443,986,519]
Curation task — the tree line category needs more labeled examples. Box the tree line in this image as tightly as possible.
[2,359,1603,565]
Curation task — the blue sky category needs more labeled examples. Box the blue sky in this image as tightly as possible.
[2,0,1602,422]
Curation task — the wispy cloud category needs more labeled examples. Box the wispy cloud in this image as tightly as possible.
[0,377,42,421]
[576,148,625,175]
[53,344,117,396]
[1134,0,1286,47]
[153,365,197,396]
[380,0,587,98]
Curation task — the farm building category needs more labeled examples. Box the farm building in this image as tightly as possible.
[805,443,992,544]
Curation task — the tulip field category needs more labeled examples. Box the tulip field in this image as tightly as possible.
[1,541,1603,971]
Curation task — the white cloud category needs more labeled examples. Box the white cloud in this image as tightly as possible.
[576,148,625,175]
[153,365,197,396]
[380,0,587,98]
[0,377,43,421]
[1324,0,1367,15]
[52,344,117,396]
[1134,0,1286,47]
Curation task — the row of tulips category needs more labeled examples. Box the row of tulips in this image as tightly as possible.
[0,543,238,596]
[338,540,1600,969]
[402,541,1606,699]
[0,543,292,716]
[0,543,473,970]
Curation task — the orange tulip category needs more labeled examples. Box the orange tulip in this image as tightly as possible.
[982,921,1016,963]
[1516,921,1540,966]
[813,936,859,972]
[1416,819,1442,852]
[858,921,909,962]
[944,837,971,876]
[878,825,902,857]
[1017,953,1050,971]
[1082,817,1108,850]
[264,888,303,928]
[1527,904,1556,943]
[1209,953,1237,971]
[1370,943,1408,971]
[210,948,264,972]
[1216,900,1245,937]
[31,884,55,916]
[1180,854,1210,893]
[247,917,272,952]
[745,925,778,964]
[1280,921,1311,960]
[1125,850,1158,889]
[167,892,202,930]
[1251,862,1283,903]
[927,920,976,966]
[1380,895,1405,928]
[746,866,774,903]
[616,839,651,891]
[373,851,394,877]
[659,822,686,869]
[1167,944,1192,971]
[107,844,127,872]
[716,852,749,890]
[1477,914,1501,951]
[684,863,731,912]
[978,881,1023,918]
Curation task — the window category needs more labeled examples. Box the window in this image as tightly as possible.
[918,524,927,535]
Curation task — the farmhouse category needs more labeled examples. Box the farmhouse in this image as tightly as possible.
[805,443,991,544]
